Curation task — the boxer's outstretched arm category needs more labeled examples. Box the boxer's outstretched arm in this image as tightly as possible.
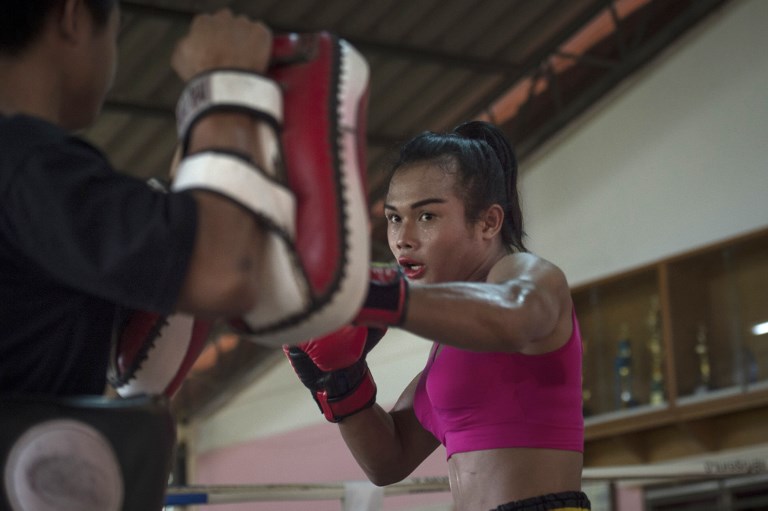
[357,253,572,355]
[338,373,440,486]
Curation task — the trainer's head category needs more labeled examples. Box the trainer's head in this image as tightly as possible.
[390,120,527,253]
[0,0,120,130]
[0,0,117,55]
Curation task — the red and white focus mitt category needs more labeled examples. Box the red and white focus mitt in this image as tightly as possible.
[108,310,212,398]
[172,32,371,347]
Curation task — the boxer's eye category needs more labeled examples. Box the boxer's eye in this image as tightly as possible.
[419,212,434,222]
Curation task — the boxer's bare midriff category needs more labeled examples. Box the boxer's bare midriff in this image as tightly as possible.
[448,448,583,511]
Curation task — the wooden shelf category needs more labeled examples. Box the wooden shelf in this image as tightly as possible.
[574,226,768,465]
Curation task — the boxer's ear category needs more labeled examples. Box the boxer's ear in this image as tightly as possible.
[478,204,504,240]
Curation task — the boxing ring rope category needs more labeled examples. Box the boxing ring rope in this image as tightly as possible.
[164,458,768,507]
[165,478,449,506]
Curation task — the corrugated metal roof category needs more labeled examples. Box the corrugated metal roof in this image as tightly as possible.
[96,0,604,175]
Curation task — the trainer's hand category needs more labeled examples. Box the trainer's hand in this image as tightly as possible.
[171,9,272,81]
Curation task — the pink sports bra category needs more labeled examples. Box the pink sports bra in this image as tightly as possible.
[412,311,584,458]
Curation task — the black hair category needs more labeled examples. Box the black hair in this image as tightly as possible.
[391,120,527,252]
[0,0,117,55]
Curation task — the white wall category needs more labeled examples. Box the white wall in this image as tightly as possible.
[521,0,768,287]
[189,0,768,504]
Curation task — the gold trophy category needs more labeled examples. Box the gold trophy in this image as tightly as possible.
[694,323,711,394]
[615,323,636,408]
[647,295,665,405]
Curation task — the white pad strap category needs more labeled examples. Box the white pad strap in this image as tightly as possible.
[176,71,283,142]
[171,152,295,238]
[171,151,311,338]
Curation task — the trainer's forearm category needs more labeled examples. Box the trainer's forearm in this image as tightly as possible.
[176,192,264,316]
[175,112,271,316]
[186,111,269,168]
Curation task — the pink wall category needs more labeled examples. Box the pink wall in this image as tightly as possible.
[192,421,453,511]
[193,422,656,510]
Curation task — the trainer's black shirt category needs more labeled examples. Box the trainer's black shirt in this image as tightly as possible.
[0,115,197,396]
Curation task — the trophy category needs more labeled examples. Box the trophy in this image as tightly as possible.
[732,344,759,386]
[647,295,665,405]
[694,323,711,394]
[614,324,637,408]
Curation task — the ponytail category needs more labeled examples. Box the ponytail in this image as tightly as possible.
[453,121,526,252]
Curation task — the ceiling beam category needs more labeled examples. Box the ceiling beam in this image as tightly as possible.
[103,98,174,118]
[504,0,730,161]
[119,1,522,74]
[453,0,610,128]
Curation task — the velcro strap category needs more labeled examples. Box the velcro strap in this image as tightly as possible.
[316,368,377,423]
[176,70,283,142]
[356,265,408,327]
[171,152,295,238]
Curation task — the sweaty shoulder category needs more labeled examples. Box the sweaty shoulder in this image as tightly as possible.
[486,251,567,287]
[488,252,573,354]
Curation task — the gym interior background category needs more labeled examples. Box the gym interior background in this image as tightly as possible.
[87,0,768,509]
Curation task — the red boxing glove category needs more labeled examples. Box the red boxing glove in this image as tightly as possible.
[284,325,385,422]
[354,264,409,328]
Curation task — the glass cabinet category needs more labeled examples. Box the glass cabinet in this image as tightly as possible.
[573,227,768,424]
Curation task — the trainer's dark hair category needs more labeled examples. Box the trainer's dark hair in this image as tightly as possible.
[0,0,117,55]
[391,120,527,252]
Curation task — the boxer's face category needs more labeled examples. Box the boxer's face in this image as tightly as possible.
[385,161,489,284]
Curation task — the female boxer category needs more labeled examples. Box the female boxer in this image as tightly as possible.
[288,120,590,511]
